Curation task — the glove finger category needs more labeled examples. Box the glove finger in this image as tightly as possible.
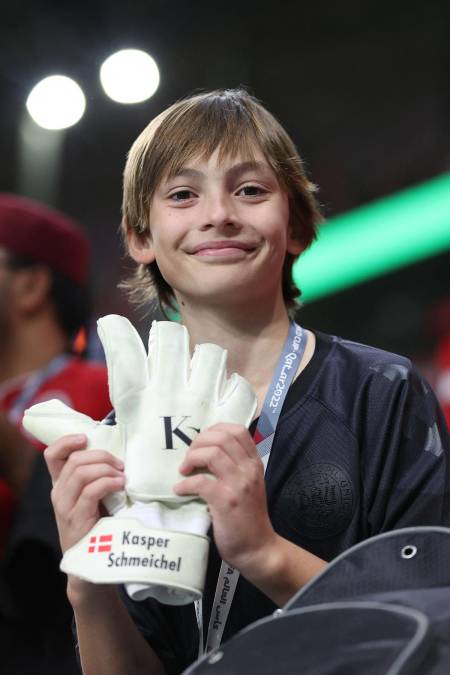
[210,373,257,427]
[97,314,148,414]
[148,321,190,394]
[189,343,227,400]
[23,399,98,446]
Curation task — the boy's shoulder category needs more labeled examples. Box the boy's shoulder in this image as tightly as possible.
[302,331,442,445]
[317,330,415,382]
[307,330,427,418]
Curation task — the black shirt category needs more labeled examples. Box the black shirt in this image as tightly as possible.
[117,331,450,674]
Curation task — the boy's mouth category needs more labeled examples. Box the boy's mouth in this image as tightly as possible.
[189,240,257,256]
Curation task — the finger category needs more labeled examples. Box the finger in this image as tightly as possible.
[45,439,123,485]
[76,476,127,519]
[189,343,227,400]
[56,475,126,551]
[175,462,265,509]
[44,434,88,483]
[23,399,97,446]
[174,474,227,506]
[210,372,257,427]
[148,321,190,393]
[54,462,125,515]
[56,448,125,486]
[179,444,237,479]
[97,314,148,414]
[187,428,250,466]
[200,423,258,460]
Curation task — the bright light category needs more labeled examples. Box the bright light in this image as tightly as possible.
[293,172,450,303]
[26,75,86,130]
[100,49,160,104]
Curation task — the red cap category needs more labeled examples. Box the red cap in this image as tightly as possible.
[0,193,90,285]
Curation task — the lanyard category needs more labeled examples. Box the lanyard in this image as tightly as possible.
[8,353,72,424]
[195,322,305,656]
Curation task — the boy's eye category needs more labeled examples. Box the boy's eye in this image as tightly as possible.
[237,185,266,197]
[169,189,195,201]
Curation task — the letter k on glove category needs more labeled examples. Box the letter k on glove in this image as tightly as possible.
[23,315,257,605]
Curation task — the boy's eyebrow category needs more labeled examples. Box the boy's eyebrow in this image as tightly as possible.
[226,161,273,181]
[168,160,273,182]
[169,167,204,180]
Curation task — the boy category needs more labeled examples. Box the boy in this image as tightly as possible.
[43,89,450,675]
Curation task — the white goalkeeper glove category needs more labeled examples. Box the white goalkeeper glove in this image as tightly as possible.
[23,315,256,605]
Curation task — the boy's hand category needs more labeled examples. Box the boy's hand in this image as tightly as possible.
[44,434,125,554]
[174,423,277,578]
[175,422,327,606]
[26,317,256,604]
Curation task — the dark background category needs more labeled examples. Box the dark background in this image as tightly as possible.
[1,0,449,370]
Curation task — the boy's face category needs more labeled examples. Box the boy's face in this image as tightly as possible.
[128,146,302,307]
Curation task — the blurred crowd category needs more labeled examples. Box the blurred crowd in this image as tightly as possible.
[428,298,450,429]
[0,194,111,675]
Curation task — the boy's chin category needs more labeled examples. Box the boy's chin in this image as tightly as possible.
[179,278,271,308]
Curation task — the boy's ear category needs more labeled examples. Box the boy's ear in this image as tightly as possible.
[286,228,304,256]
[126,224,156,265]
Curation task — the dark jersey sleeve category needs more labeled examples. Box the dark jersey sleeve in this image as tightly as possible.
[1,454,81,675]
[117,586,198,675]
[359,359,450,535]
[2,453,67,614]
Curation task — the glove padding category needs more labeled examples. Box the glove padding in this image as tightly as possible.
[23,315,257,605]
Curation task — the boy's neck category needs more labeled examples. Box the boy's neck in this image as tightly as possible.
[177,291,296,410]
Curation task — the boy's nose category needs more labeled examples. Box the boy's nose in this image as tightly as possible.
[201,194,239,230]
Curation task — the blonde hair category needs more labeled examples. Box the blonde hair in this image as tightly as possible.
[121,88,322,314]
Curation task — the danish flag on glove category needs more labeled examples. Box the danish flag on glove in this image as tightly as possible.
[23,315,257,605]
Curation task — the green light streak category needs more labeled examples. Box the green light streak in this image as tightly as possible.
[293,172,450,303]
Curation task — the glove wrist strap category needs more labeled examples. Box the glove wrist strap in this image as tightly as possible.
[61,517,209,605]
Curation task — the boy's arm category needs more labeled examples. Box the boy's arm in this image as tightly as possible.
[70,581,166,675]
[231,533,326,607]
[175,423,327,607]
[364,362,450,534]
[44,435,167,675]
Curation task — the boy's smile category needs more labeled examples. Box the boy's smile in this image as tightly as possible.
[129,147,302,306]
[188,238,258,261]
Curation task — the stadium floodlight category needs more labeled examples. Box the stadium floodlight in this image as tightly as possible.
[293,172,450,303]
[100,49,160,104]
[26,75,86,130]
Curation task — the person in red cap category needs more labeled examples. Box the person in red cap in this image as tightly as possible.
[435,335,450,429]
[0,193,111,675]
